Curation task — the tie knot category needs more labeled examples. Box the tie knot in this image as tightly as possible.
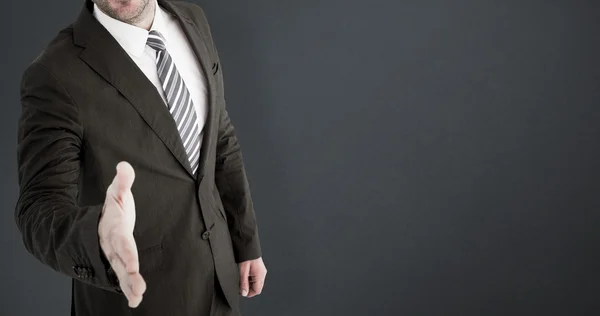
[147,30,166,51]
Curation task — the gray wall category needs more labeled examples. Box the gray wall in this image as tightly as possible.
[3,0,600,315]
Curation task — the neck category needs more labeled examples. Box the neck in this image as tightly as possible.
[131,0,157,30]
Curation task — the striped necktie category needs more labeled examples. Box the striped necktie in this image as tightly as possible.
[146,30,201,175]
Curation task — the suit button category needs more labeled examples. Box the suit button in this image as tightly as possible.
[73,266,93,279]
[202,231,211,240]
[83,268,94,279]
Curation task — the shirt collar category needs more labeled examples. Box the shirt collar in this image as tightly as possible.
[93,1,170,58]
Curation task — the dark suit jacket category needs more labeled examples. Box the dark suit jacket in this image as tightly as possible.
[15,0,262,315]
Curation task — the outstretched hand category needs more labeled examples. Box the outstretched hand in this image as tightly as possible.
[98,161,146,307]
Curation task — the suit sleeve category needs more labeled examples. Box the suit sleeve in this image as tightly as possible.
[215,104,263,263]
[15,62,119,292]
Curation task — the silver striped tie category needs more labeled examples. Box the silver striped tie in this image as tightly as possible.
[147,30,201,174]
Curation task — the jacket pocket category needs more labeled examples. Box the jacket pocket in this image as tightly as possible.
[209,198,226,222]
[133,233,164,274]
[137,242,164,274]
[211,187,227,222]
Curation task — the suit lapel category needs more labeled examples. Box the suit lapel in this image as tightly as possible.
[73,0,203,179]
[159,0,218,183]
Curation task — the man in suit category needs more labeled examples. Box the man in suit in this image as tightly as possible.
[15,0,267,315]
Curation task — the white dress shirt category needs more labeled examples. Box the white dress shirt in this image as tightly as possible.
[93,2,207,148]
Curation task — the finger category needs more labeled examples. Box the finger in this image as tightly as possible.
[124,273,146,307]
[107,253,136,301]
[109,235,143,297]
[114,233,139,274]
[247,278,264,298]
[109,251,145,306]
[110,161,135,196]
[239,264,250,297]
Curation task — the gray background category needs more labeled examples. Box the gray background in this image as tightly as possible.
[2,0,600,315]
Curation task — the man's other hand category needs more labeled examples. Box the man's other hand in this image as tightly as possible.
[239,257,267,298]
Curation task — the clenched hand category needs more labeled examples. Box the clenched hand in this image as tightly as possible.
[239,257,267,298]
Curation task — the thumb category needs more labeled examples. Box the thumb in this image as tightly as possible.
[111,161,135,195]
[239,263,250,297]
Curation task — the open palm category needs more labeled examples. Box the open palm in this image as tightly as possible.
[98,161,146,307]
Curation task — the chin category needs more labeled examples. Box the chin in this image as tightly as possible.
[98,0,149,22]
[113,2,143,16]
